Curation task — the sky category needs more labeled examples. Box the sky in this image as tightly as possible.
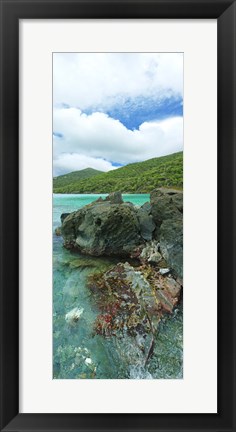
[53,53,183,176]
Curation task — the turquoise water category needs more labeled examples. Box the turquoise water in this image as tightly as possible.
[53,194,183,379]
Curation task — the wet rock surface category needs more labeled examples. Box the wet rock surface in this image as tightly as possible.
[60,189,183,276]
[88,262,182,364]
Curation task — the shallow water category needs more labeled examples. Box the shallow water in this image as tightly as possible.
[53,193,183,379]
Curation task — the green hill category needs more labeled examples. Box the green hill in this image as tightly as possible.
[53,152,183,194]
[53,168,103,189]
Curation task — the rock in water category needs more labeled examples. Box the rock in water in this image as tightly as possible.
[60,189,183,276]
[88,262,182,339]
[61,197,142,257]
[55,227,61,236]
[65,307,84,325]
[61,213,71,223]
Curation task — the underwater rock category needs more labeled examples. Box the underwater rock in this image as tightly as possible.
[55,227,61,236]
[69,258,97,269]
[85,357,93,366]
[129,365,154,379]
[54,345,96,379]
[65,307,84,325]
[88,262,182,341]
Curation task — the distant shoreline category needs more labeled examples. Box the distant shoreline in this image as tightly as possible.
[53,188,182,195]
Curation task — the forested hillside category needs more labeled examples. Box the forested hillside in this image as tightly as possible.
[53,168,103,189]
[53,152,183,193]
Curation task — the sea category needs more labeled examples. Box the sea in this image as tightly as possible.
[53,194,183,379]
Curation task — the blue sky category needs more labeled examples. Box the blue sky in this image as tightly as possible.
[84,95,183,130]
[53,53,183,176]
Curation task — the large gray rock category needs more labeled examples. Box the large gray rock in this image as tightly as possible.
[61,213,70,223]
[61,199,142,257]
[150,188,182,227]
[61,189,183,277]
[150,188,183,277]
[159,219,183,278]
[137,207,155,241]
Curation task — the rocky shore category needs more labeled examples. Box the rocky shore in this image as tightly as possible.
[57,188,183,366]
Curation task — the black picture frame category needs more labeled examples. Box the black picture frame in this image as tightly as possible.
[0,0,236,431]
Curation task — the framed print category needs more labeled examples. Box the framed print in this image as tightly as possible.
[0,0,236,431]
[52,51,184,382]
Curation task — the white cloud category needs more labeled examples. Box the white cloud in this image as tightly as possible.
[53,53,183,110]
[53,153,116,177]
[53,107,183,176]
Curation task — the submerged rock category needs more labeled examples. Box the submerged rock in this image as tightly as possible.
[54,345,96,379]
[55,227,61,236]
[65,307,84,325]
[88,262,182,340]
